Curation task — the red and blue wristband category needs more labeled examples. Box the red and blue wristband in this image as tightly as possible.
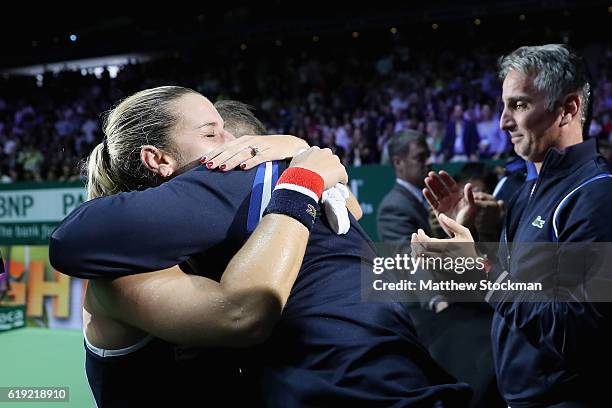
[263,167,324,231]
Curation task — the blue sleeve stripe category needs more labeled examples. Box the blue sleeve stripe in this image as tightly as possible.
[552,173,612,241]
[259,162,274,220]
[247,163,267,232]
[247,162,278,233]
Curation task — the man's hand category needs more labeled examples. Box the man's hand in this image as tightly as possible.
[411,213,477,261]
[473,192,505,241]
[423,171,477,236]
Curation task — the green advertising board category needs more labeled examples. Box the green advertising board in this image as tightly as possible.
[347,165,395,240]
[0,182,85,245]
[0,305,26,332]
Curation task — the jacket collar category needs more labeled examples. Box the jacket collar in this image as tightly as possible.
[395,178,426,205]
[539,138,598,176]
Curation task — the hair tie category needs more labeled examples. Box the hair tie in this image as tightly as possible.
[101,138,111,163]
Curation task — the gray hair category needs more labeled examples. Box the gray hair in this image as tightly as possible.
[498,44,590,125]
[214,99,267,137]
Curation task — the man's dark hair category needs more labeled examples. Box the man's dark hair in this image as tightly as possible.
[388,129,427,160]
[214,100,267,137]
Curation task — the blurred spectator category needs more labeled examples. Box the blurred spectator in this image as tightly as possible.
[426,120,445,163]
[476,104,508,160]
[441,105,480,162]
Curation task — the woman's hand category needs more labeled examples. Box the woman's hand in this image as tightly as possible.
[201,135,309,171]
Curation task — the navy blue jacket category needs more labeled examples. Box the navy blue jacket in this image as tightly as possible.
[50,161,471,407]
[485,139,612,407]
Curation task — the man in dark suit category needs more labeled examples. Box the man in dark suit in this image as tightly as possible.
[376,129,442,316]
[377,129,431,244]
[441,104,480,161]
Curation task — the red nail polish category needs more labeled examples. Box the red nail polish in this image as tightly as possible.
[207,162,214,169]
[201,156,207,162]
[199,156,207,165]
[220,164,226,170]
[240,163,247,169]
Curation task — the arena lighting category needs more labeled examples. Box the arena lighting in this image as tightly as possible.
[519,14,526,21]
[1,53,159,76]
[107,66,119,79]
[474,18,481,25]
[432,23,439,30]
[275,39,282,47]
[240,43,247,51]
[312,35,319,42]
[390,27,398,34]
[352,31,359,38]
[69,34,77,42]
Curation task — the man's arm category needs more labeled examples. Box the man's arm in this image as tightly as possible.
[489,181,612,362]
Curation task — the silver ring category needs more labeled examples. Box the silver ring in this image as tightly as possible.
[248,145,259,157]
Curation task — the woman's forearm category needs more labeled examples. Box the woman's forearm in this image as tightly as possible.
[216,214,309,343]
[220,213,308,309]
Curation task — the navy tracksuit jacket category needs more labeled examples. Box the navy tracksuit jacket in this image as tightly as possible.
[486,139,612,407]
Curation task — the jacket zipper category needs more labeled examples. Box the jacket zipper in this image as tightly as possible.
[504,167,543,271]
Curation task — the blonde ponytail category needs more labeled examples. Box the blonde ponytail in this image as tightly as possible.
[85,142,121,199]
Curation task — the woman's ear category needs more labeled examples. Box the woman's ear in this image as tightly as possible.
[140,145,178,178]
